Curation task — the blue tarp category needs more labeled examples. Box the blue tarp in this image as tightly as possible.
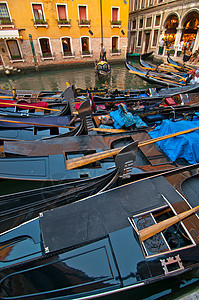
[148,119,199,164]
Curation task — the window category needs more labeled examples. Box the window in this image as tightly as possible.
[155,15,161,26]
[141,0,145,8]
[32,3,44,21]
[61,37,73,57]
[139,19,143,29]
[111,36,120,55]
[57,4,70,26]
[132,20,136,30]
[138,31,142,46]
[78,5,90,26]
[39,38,53,60]
[81,37,92,56]
[146,17,152,28]
[0,3,12,26]
[152,30,158,46]
[111,7,121,27]
[32,3,47,27]
[6,40,22,61]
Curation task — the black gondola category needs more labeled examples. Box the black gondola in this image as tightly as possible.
[167,55,196,72]
[95,60,111,81]
[1,163,199,299]
[125,60,199,88]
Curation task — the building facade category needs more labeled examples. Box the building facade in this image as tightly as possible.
[0,0,129,71]
[128,0,199,56]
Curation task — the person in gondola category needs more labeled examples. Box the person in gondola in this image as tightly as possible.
[100,43,107,61]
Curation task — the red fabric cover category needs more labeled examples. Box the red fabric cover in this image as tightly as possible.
[164,97,176,106]
[0,99,48,109]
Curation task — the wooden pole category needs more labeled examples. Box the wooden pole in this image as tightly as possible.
[0,118,75,129]
[66,126,199,170]
[139,205,199,242]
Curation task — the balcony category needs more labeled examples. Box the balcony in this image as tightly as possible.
[110,49,121,56]
[0,18,15,29]
[110,20,121,28]
[81,50,93,57]
[78,19,91,28]
[40,52,55,61]
[33,19,48,28]
[63,51,75,58]
[57,19,71,28]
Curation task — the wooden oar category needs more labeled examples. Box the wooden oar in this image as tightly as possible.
[0,101,61,112]
[66,126,199,170]
[0,118,75,129]
[92,127,130,133]
[129,70,186,86]
[139,205,199,242]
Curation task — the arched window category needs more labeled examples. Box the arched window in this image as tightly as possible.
[6,40,22,60]
[61,37,73,57]
[39,38,53,59]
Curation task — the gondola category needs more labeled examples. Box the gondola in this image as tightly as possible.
[126,50,153,61]
[95,60,111,81]
[167,55,196,72]
[0,86,70,105]
[125,61,199,88]
[0,142,135,234]
[0,99,92,141]
[139,57,187,77]
[2,122,199,196]
[1,163,199,299]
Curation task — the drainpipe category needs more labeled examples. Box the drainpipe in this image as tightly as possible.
[29,34,38,70]
[100,0,103,44]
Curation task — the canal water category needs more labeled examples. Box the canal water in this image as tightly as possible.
[0,62,150,91]
[1,62,199,299]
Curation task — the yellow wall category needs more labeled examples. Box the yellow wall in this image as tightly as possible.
[4,0,129,40]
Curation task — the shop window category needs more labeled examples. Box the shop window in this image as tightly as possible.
[6,40,22,61]
[146,17,152,27]
[155,15,161,26]
[62,37,73,57]
[139,19,143,29]
[152,30,158,46]
[78,5,90,26]
[39,38,53,59]
[57,4,70,26]
[138,31,142,46]
[0,3,12,26]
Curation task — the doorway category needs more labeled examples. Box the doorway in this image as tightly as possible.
[144,32,150,53]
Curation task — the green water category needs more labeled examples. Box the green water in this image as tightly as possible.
[0,62,150,91]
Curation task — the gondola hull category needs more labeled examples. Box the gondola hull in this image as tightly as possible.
[1,164,199,299]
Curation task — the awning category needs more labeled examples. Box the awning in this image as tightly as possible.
[0,29,19,39]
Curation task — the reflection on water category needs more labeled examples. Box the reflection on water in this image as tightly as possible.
[0,63,151,91]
